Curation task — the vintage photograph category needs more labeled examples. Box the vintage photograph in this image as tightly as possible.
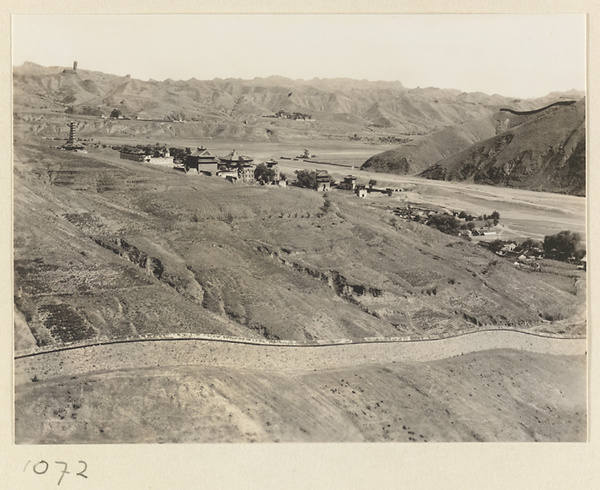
[13,14,586,444]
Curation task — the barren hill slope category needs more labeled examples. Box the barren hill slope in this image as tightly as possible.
[361,116,498,174]
[420,99,586,196]
[16,349,586,443]
[13,132,587,443]
[14,62,574,141]
[14,140,585,353]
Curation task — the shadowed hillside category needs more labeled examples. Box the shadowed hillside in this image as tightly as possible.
[361,116,498,174]
[420,99,586,196]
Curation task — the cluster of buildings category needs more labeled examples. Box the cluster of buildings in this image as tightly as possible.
[317,173,400,198]
[392,204,491,238]
[156,146,286,186]
[269,110,312,121]
[393,204,444,221]
[118,145,170,163]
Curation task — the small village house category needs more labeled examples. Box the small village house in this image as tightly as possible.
[356,185,367,198]
[315,170,331,191]
[238,163,256,183]
[339,175,357,191]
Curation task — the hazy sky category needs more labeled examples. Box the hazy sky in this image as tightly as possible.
[12,14,585,98]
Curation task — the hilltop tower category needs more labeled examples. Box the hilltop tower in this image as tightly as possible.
[73,61,78,71]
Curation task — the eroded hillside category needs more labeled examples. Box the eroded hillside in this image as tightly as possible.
[419,99,586,195]
[361,116,498,174]
[14,141,586,353]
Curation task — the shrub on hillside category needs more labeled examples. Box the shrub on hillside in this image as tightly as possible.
[255,163,277,184]
[426,214,461,236]
[488,239,506,253]
[294,170,317,189]
[81,106,104,117]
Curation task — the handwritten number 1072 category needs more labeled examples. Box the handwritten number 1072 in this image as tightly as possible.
[23,460,88,486]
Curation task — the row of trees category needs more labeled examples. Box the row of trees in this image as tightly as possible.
[425,211,501,236]
[112,143,170,157]
[543,231,584,261]
[487,231,584,262]
[457,210,500,225]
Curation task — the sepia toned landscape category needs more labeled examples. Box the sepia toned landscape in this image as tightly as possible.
[13,16,587,444]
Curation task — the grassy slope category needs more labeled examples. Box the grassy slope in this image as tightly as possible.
[14,139,585,353]
[15,350,586,443]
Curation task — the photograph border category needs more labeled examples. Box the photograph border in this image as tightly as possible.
[2,2,597,488]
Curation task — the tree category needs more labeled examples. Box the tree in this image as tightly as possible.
[520,238,541,251]
[574,247,586,261]
[169,147,190,163]
[482,211,501,226]
[543,231,581,261]
[488,239,506,253]
[294,169,317,189]
[369,179,377,188]
[110,108,122,119]
[490,211,500,226]
[254,163,277,183]
[426,214,461,236]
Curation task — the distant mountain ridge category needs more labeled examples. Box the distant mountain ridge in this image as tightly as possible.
[13,62,586,195]
[14,61,582,138]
